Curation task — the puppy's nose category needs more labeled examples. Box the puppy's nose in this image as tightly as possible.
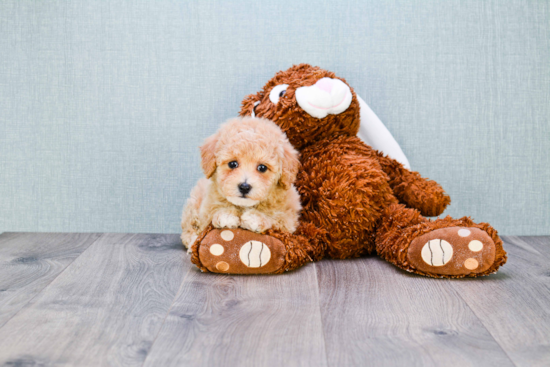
[238,182,252,195]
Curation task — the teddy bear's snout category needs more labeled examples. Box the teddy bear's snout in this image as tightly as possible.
[295,77,352,119]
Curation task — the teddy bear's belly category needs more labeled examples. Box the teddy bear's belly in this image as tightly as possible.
[296,139,398,258]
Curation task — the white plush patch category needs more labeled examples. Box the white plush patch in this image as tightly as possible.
[269,84,289,104]
[209,244,224,256]
[295,77,352,119]
[458,228,471,237]
[468,240,483,252]
[227,196,259,207]
[239,240,271,268]
[421,239,453,266]
[356,95,411,170]
[251,101,260,117]
[215,212,240,228]
[220,230,234,241]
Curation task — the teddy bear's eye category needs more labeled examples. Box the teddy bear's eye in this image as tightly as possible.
[257,164,268,173]
[251,101,260,117]
[228,161,239,169]
[269,84,289,104]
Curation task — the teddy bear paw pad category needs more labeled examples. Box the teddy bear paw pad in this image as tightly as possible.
[198,228,285,274]
[408,227,496,276]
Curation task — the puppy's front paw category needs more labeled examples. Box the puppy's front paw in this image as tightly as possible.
[240,211,273,233]
[212,211,240,229]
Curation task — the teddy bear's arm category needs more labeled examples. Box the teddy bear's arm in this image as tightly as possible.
[374,151,451,217]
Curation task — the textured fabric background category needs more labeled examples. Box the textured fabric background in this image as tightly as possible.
[1,0,548,235]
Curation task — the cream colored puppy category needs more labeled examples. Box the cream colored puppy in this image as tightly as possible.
[181,117,301,251]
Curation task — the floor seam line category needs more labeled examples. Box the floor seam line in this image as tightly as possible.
[451,283,519,367]
[313,262,331,367]
[140,263,194,367]
[0,233,104,332]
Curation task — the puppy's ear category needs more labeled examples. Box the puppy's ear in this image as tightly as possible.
[200,133,218,178]
[278,141,300,190]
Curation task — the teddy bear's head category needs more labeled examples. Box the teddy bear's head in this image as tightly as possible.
[239,64,360,151]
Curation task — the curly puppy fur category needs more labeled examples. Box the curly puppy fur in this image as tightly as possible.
[234,63,506,277]
[181,117,301,250]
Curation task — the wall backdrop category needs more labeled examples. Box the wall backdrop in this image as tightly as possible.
[1,0,549,235]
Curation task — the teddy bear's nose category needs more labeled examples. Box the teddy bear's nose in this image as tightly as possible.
[315,78,334,93]
[238,182,252,195]
[295,77,352,119]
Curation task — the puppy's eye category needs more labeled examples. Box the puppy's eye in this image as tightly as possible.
[269,84,289,104]
[228,161,239,169]
[257,164,268,173]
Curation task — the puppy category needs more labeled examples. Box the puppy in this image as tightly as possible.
[181,117,301,251]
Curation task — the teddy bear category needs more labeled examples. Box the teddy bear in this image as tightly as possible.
[189,64,507,278]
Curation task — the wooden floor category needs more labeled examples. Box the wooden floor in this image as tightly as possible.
[0,233,548,367]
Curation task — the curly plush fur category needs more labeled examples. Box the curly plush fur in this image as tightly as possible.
[232,64,507,278]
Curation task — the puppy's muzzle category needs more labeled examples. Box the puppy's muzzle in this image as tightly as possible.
[238,182,252,196]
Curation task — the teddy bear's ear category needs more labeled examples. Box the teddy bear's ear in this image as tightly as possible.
[356,95,411,170]
[278,140,300,190]
[239,92,262,117]
[200,133,218,178]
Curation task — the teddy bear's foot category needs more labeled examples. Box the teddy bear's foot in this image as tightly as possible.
[195,228,286,274]
[407,227,497,277]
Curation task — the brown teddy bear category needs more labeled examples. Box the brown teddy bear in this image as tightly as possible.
[190,64,507,278]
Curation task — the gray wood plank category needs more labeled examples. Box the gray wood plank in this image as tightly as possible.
[0,232,101,328]
[316,256,515,367]
[507,236,550,261]
[0,233,187,367]
[143,264,328,367]
[451,236,550,367]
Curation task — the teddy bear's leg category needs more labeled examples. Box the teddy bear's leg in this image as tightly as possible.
[374,152,451,217]
[189,223,325,274]
[297,143,398,259]
[376,203,507,278]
